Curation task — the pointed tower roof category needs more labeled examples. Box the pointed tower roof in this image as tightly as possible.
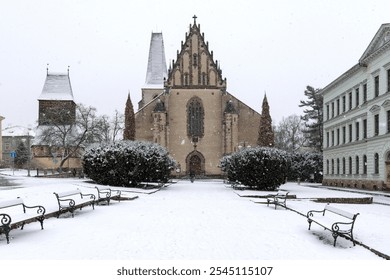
[38,68,74,101]
[144,32,168,88]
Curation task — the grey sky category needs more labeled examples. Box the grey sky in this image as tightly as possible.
[1,0,389,130]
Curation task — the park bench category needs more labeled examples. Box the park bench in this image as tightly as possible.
[95,186,121,205]
[53,189,95,218]
[267,191,289,209]
[0,198,46,244]
[306,204,359,247]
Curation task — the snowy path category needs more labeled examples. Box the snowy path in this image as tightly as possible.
[0,178,384,260]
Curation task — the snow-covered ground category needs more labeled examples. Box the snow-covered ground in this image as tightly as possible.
[1,169,389,278]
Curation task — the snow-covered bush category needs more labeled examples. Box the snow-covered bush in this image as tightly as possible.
[286,151,323,182]
[83,141,176,187]
[221,147,288,190]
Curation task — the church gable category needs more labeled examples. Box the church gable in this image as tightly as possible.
[359,23,390,64]
[165,16,226,89]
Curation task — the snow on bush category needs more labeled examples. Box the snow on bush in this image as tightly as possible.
[285,151,323,183]
[83,141,176,187]
[221,147,288,190]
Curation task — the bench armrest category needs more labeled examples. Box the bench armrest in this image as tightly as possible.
[80,193,96,200]
[307,209,325,218]
[0,213,12,227]
[23,204,46,216]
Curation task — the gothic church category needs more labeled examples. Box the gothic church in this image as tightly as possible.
[135,17,261,177]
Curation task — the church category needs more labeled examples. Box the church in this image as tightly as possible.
[135,17,261,177]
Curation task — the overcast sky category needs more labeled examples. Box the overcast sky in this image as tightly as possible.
[1,0,389,130]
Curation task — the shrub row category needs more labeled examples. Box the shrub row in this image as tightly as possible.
[83,141,176,187]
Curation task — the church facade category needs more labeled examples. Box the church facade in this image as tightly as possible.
[135,17,261,177]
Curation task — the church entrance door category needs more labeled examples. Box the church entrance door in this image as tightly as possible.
[189,155,202,175]
[186,151,205,176]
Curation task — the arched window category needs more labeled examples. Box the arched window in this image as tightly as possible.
[374,153,379,174]
[342,157,346,174]
[349,157,352,174]
[355,156,359,174]
[363,155,367,174]
[336,158,340,175]
[331,159,334,175]
[187,97,204,138]
[326,160,329,175]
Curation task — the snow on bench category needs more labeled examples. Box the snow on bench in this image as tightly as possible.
[306,204,359,247]
[53,189,95,218]
[0,197,46,244]
[95,186,121,205]
[266,191,289,210]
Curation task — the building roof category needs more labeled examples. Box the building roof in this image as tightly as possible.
[2,125,35,137]
[38,71,74,101]
[144,33,168,88]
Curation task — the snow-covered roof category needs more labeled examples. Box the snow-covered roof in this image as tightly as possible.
[2,125,35,137]
[38,72,74,101]
[144,33,168,88]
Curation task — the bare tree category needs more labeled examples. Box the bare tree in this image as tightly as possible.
[274,114,306,152]
[36,103,104,169]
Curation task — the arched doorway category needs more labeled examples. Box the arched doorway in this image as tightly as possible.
[186,151,205,175]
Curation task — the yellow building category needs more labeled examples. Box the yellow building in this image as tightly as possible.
[135,17,261,177]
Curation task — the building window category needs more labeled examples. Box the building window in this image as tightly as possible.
[349,157,352,174]
[363,155,367,174]
[331,159,334,175]
[363,119,367,139]
[349,124,352,142]
[374,114,379,136]
[355,156,359,174]
[355,88,359,107]
[326,160,329,174]
[187,97,204,138]
[336,158,340,175]
[326,104,330,120]
[342,126,346,144]
[336,128,340,145]
[336,99,340,115]
[349,92,353,110]
[326,132,329,147]
[374,75,379,97]
[355,122,359,141]
[342,95,346,112]
[374,153,379,174]
[331,130,334,146]
[363,83,367,102]
[193,54,198,66]
[342,157,346,174]
[331,102,334,118]
[387,110,390,133]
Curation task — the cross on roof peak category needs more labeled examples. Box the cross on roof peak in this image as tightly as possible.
[193,15,197,25]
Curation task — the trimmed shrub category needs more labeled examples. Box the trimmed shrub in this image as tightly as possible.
[221,147,288,190]
[83,141,176,187]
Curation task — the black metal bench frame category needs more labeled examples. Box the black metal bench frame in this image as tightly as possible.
[307,204,359,247]
[95,186,121,205]
[267,191,289,209]
[53,190,95,218]
[0,198,46,244]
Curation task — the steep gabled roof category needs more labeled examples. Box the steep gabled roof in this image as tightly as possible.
[38,71,74,101]
[144,32,168,88]
[165,16,226,89]
[359,23,390,64]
